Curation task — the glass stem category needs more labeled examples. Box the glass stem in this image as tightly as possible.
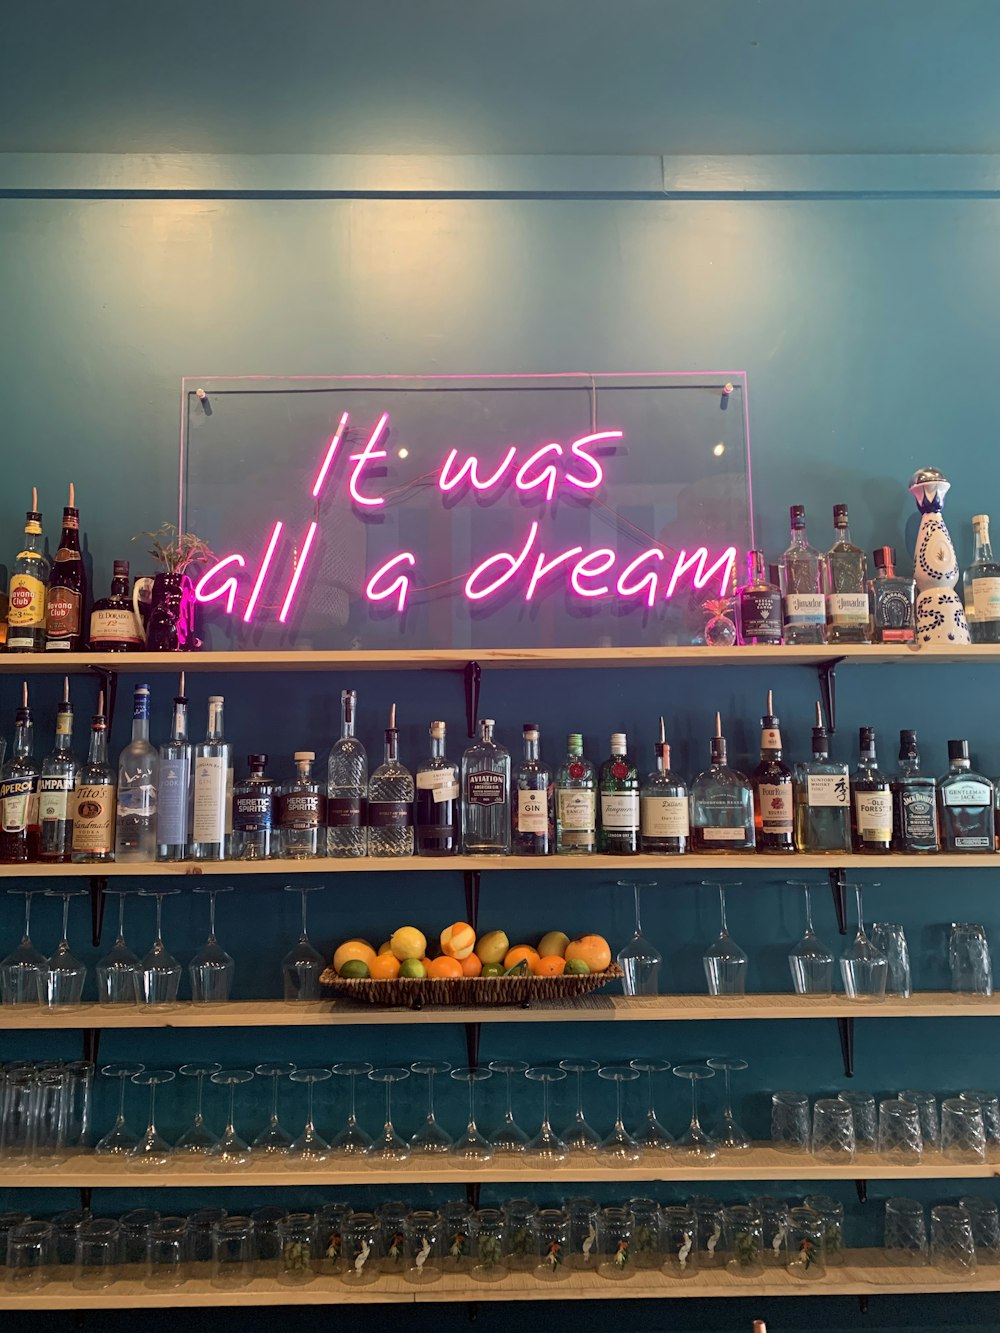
[227,1084,236,1135]
[155,896,164,947]
[856,886,865,937]
[23,893,32,942]
[118,893,127,941]
[634,884,642,936]
[804,886,814,935]
[208,893,217,940]
[719,886,728,935]
[426,1073,436,1123]
[647,1072,655,1117]
[724,1069,733,1120]
[506,1073,514,1122]
[576,1071,585,1122]
[348,1074,357,1125]
[468,1081,476,1133]
[384,1083,392,1131]
[195,1074,205,1125]
[300,890,309,940]
[148,1082,157,1134]
[271,1074,280,1124]
[690,1079,699,1131]
[307,1080,315,1133]
[542,1080,550,1132]
[615,1080,624,1132]
[61,895,70,944]
[117,1076,127,1124]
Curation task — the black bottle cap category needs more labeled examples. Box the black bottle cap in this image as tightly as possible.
[948,739,970,761]
[833,504,849,528]
[25,511,42,523]
[874,546,896,570]
[898,729,918,758]
[248,753,268,767]
[790,504,806,529]
[112,559,129,576]
[859,726,876,748]
[811,701,828,748]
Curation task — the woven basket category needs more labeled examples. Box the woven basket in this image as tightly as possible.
[319,963,623,1008]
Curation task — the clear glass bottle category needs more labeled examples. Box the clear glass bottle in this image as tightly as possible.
[415,720,459,857]
[327,689,367,858]
[156,680,192,862]
[368,705,414,857]
[39,679,78,862]
[751,690,795,853]
[71,692,115,864]
[461,719,510,855]
[277,752,326,859]
[554,733,596,855]
[6,497,50,653]
[189,695,232,861]
[824,504,871,644]
[780,505,827,645]
[512,723,553,856]
[115,683,159,863]
[0,683,41,863]
[891,729,939,854]
[231,754,275,859]
[850,727,892,854]
[688,713,755,852]
[965,515,1000,643]
[938,740,995,852]
[869,546,915,644]
[598,733,640,855]
[793,702,851,854]
[737,550,783,646]
[640,717,688,854]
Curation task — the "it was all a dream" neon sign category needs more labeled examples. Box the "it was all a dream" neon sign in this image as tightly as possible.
[193,412,737,622]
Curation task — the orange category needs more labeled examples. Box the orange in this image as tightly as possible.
[564,935,612,973]
[503,945,540,972]
[440,921,476,960]
[460,952,483,977]
[333,940,377,974]
[426,955,464,979]
[369,952,401,980]
[532,954,567,977]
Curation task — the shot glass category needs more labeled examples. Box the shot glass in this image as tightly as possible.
[878,1098,923,1163]
[596,1206,634,1281]
[316,1203,352,1273]
[723,1205,763,1277]
[73,1219,121,1291]
[210,1217,255,1289]
[931,1204,976,1276]
[960,1196,1000,1265]
[884,1197,928,1266]
[661,1206,697,1279]
[503,1199,539,1273]
[377,1201,409,1275]
[941,1097,986,1163]
[189,1208,227,1266]
[804,1195,845,1267]
[277,1213,317,1285]
[786,1207,826,1280]
[837,1090,878,1154]
[811,1098,856,1163]
[145,1217,189,1290]
[251,1205,289,1266]
[52,1209,88,1267]
[770,1091,810,1152]
[6,1222,54,1290]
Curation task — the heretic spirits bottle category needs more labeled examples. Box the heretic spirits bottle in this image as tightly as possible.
[327,689,367,857]
[938,741,995,852]
[738,550,783,645]
[156,680,191,862]
[825,504,871,644]
[599,733,640,855]
[793,702,851,853]
[71,692,115,864]
[189,695,232,861]
[0,684,41,863]
[555,733,596,855]
[965,515,1000,643]
[368,705,414,857]
[461,719,510,855]
[891,729,939,854]
[115,683,159,862]
[278,752,326,858]
[639,717,688,855]
[780,505,827,645]
[688,713,755,852]
[39,679,78,862]
[751,691,795,853]
[850,727,892,854]
[415,721,459,857]
[232,754,275,859]
[512,724,553,856]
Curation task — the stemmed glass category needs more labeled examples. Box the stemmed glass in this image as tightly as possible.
[96,891,141,1005]
[707,1056,751,1151]
[702,882,748,995]
[630,1058,674,1153]
[558,1059,602,1154]
[616,881,662,996]
[175,1062,222,1154]
[526,1067,568,1162]
[189,887,235,1003]
[1,890,48,1005]
[135,889,182,1006]
[410,1061,453,1154]
[208,1069,254,1166]
[672,1064,718,1162]
[253,1062,297,1156]
[840,885,888,1002]
[597,1065,641,1163]
[94,1063,145,1156]
[331,1063,374,1156]
[128,1069,175,1168]
[787,883,834,994]
[39,889,88,1007]
[289,1068,333,1162]
[488,1059,530,1153]
[368,1067,410,1162]
[450,1067,493,1162]
[282,885,325,1002]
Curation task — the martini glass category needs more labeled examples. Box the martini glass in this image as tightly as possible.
[559,1059,602,1154]
[128,1069,175,1168]
[135,889,182,1006]
[840,885,888,1002]
[282,885,325,1001]
[787,883,834,994]
[175,1062,222,1154]
[93,1063,145,1156]
[702,882,747,995]
[189,887,235,1004]
[253,1061,297,1156]
[1,890,47,1005]
[526,1066,568,1162]
[616,881,661,995]
[630,1058,674,1153]
[331,1062,374,1156]
[450,1066,493,1162]
[39,889,88,1007]
[410,1061,453,1154]
[672,1064,718,1162]
[208,1069,254,1167]
[289,1068,332,1162]
[707,1056,752,1151]
[488,1059,530,1153]
[96,890,141,1005]
[597,1065,641,1163]
[368,1067,410,1162]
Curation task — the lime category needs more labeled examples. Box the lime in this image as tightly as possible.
[480,962,503,978]
[339,959,370,979]
[564,958,591,975]
[399,957,427,979]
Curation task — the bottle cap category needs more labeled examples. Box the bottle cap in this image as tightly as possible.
[208,695,224,704]
[567,733,583,752]
[113,559,129,576]
[833,503,849,528]
[899,728,918,746]
[248,753,268,767]
[294,751,315,762]
[481,719,495,727]
[523,723,540,733]
[973,514,989,526]
[874,545,896,569]
[790,504,806,529]
[429,720,446,738]
[948,739,970,761]
[610,732,627,751]
[859,726,876,748]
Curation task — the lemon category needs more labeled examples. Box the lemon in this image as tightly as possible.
[537,931,570,959]
[391,926,427,961]
[475,930,509,965]
[564,957,590,975]
[480,962,503,978]
[339,959,370,979]
[399,957,427,979]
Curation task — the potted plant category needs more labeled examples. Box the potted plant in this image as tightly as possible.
[133,523,214,651]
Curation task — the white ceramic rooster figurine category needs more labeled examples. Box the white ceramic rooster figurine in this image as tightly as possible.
[909,467,971,645]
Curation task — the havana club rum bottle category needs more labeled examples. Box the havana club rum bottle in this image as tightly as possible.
[45,485,87,652]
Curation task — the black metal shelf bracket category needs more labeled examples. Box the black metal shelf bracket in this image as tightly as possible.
[837,1015,855,1078]
[89,877,108,949]
[464,661,482,739]
[829,867,848,936]
[464,1020,481,1070]
[815,656,845,734]
[88,665,119,732]
[464,871,481,936]
[856,1179,868,1204]
[82,1028,101,1065]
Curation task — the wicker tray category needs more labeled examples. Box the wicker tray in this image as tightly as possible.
[319,963,623,1008]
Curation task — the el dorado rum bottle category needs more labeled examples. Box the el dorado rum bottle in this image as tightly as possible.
[45,484,87,652]
[89,560,142,652]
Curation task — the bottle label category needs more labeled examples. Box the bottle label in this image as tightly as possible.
[328,797,364,827]
[72,785,115,852]
[234,793,273,833]
[192,757,227,843]
[416,770,460,803]
[368,801,413,828]
[807,773,850,807]
[517,789,549,834]
[783,592,825,626]
[600,791,640,830]
[157,756,191,845]
[899,790,938,841]
[0,776,37,833]
[973,576,1000,623]
[467,771,507,806]
[8,574,46,630]
[760,728,782,750]
[828,592,870,625]
[758,783,794,832]
[641,795,689,838]
[89,607,142,647]
[739,591,782,640]
[953,833,993,848]
[39,774,74,825]
[45,586,82,643]
[701,826,748,841]
[942,780,993,806]
[276,792,326,830]
[855,791,892,839]
[558,789,596,832]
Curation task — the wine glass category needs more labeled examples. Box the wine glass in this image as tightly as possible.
[558,1058,602,1154]
[597,1065,640,1163]
[702,882,747,995]
[39,889,88,1007]
[189,887,235,1004]
[840,885,888,1002]
[281,885,325,1002]
[367,1067,410,1162]
[289,1068,333,1162]
[526,1067,568,1162]
[96,891,141,1005]
[630,1058,674,1153]
[208,1069,254,1167]
[616,880,662,995]
[331,1062,374,1156]
[93,1063,145,1156]
[488,1059,530,1153]
[253,1062,297,1156]
[450,1067,493,1162]
[672,1064,718,1162]
[1,891,48,1005]
[128,1069,175,1168]
[175,1062,222,1154]
[787,882,834,995]
[135,889,182,1006]
[707,1056,752,1151]
[410,1061,453,1154]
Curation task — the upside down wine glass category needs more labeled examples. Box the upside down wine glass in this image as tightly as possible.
[331,1063,373,1156]
[630,1058,674,1153]
[410,1061,453,1154]
[40,889,88,1007]
[135,889,182,1006]
[368,1067,410,1162]
[559,1059,602,1153]
[597,1065,640,1163]
[128,1069,175,1168]
[253,1062,297,1156]
[189,887,235,1004]
[673,1063,718,1163]
[450,1066,493,1162]
[96,890,141,1005]
[0,890,47,1006]
[175,1062,222,1154]
[616,880,662,996]
[290,1068,333,1162]
[527,1066,568,1162]
[488,1059,530,1154]
[282,885,325,1002]
[208,1069,254,1167]
[787,882,834,995]
[707,1056,752,1151]
[702,882,747,996]
[93,1063,145,1156]
[840,884,888,1002]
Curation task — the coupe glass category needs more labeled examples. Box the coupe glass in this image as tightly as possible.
[331,1062,374,1156]
[410,1060,453,1153]
[368,1067,410,1162]
[289,1067,332,1162]
[597,1065,640,1163]
[253,1061,297,1156]
[616,880,661,995]
[39,889,88,1007]
[527,1066,568,1162]
[128,1069,175,1168]
[630,1058,674,1153]
[450,1066,493,1162]
[208,1069,254,1167]
[135,889,182,1006]
[787,882,834,994]
[189,887,235,1003]
[488,1059,530,1153]
[93,1062,145,1156]
[558,1058,601,1153]
[702,882,747,995]
[1,891,47,1005]
[672,1063,718,1162]
[839,885,887,1001]
[175,1062,222,1154]
[96,890,141,1005]
[707,1056,751,1151]
[281,884,325,1001]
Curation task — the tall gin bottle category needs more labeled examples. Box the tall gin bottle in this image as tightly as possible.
[512,724,553,856]
[891,729,939,854]
[368,705,414,857]
[780,505,827,645]
[965,515,1000,643]
[639,717,688,855]
[189,695,232,861]
[156,679,191,861]
[555,733,596,855]
[599,733,640,855]
[115,683,158,862]
[793,702,850,853]
[938,741,995,852]
[0,683,41,863]
[415,720,459,856]
[824,504,871,644]
[850,727,892,854]
[39,679,78,862]
[688,713,755,852]
[71,692,115,864]
[232,754,275,859]
[327,689,367,857]
[6,494,50,653]
[751,690,795,853]
[278,752,326,858]
[461,719,510,855]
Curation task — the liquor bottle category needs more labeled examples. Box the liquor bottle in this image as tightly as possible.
[276,752,326,858]
[0,683,41,863]
[89,560,142,652]
[232,754,276,860]
[39,678,79,862]
[850,727,892,854]
[114,683,159,862]
[688,713,755,852]
[824,504,871,644]
[737,550,783,646]
[793,702,851,853]
[0,586,8,650]
[44,484,87,652]
[156,676,192,862]
[71,691,115,864]
[327,688,367,858]
[461,719,511,855]
[415,720,459,857]
[639,716,688,854]
[368,705,414,857]
[6,490,51,653]
[512,723,553,856]
[751,690,795,853]
[965,515,1000,643]
[869,547,915,644]
[598,733,640,855]
[891,729,939,854]
[554,733,596,855]
[938,740,995,852]
[189,695,232,860]
[780,505,827,645]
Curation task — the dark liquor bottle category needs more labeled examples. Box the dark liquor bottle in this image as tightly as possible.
[45,484,87,652]
[752,690,795,853]
[688,713,755,852]
[89,560,142,652]
[738,550,783,645]
[0,683,41,863]
[71,691,116,864]
[7,490,51,653]
[639,717,688,854]
[891,729,939,854]
[938,741,995,853]
[850,727,892,854]
[598,733,640,855]
[512,724,553,856]
[869,547,915,643]
[415,720,459,857]
[39,677,79,862]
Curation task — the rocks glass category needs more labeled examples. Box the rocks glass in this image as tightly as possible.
[596,1206,635,1281]
[884,1197,928,1266]
[811,1098,856,1163]
[930,1204,976,1276]
[723,1204,763,1277]
[786,1207,825,1280]
[771,1090,810,1153]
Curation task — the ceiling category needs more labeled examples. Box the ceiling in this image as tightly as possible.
[3,0,1000,157]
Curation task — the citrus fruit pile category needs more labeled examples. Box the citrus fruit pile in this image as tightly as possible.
[331,924,613,981]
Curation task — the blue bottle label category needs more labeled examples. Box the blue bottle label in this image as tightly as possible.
[157,756,190,844]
